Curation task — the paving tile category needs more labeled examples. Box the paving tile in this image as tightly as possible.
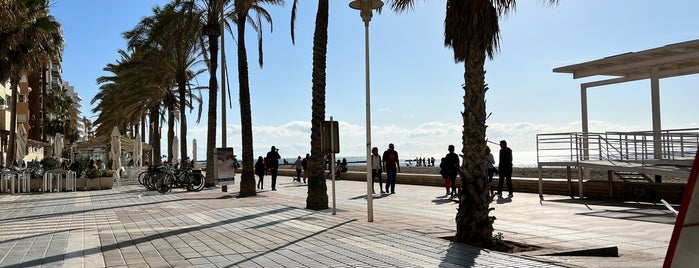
[0,179,675,267]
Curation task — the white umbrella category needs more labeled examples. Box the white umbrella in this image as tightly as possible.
[15,124,27,165]
[54,133,63,161]
[172,136,179,165]
[134,133,142,167]
[110,126,122,186]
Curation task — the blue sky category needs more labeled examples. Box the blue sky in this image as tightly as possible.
[51,0,699,166]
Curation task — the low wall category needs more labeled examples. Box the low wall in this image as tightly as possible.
[278,169,686,203]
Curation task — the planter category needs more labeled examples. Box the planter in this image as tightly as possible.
[80,177,114,190]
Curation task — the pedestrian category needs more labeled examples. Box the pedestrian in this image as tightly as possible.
[485,146,496,196]
[370,147,383,194]
[255,156,265,190]
[497,140,514,197]
[293,156,303,182]
[302,153,310,184]
[382,143,400,194]
[443,145,460,197]
[439,157,450,195]
[266,146,281,191]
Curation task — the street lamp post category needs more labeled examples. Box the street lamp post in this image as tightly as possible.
[349,0,383,223]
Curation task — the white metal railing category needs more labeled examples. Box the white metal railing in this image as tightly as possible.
[537,128,699,167]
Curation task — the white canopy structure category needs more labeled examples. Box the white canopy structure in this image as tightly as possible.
[553,39,699,159]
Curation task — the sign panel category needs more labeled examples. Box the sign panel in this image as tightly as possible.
[321,120,340,154]
[214,147,236,185]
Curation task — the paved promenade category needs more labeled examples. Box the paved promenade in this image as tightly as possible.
[0,174,676,267]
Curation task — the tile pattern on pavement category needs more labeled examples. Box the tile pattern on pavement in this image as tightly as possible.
[0,174,677,267]
[1,181,564,267]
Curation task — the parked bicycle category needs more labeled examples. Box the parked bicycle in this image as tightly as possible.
[138,164,205,194]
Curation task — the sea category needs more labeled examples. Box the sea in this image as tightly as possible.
[198,151,540,168]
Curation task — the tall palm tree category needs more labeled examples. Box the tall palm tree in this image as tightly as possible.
[126,0,205,165]
[93,48,172,165]
[121,1,205,165]
[290,0,329,209]
[228,0,283,197]
[387,0,557,246]
[198,0,231,186]
[0,0,63,166]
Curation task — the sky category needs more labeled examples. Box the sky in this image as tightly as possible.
[50,0,699,167]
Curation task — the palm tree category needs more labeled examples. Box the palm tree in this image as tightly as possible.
[387,0,557,246]
[290,0,330,209]
[125,0,205,165]
[0,0,63,166]
[44,84,77,137]
[93,48,172,165]
[80,116,92,140]
[116,2,204,165]
[228,0,284,197]
[198,0,230,186]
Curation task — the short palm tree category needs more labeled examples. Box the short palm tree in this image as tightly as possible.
[228,0,284,197]
[387,0,557,246]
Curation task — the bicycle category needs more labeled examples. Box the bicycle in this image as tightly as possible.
[139,164,205,194]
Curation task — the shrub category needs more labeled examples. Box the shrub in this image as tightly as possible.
[41,157,60,171]
[101,169,114,177]
[69,161,85,178]
[27,166,44,180]
[85,167,100,178]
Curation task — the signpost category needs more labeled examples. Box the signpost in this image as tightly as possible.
[322,117,339,214]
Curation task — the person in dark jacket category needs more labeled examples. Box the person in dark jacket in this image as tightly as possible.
[265,146,281,191]
[497,140,514,197]
[255,156,265,190]
[443,145,460,197]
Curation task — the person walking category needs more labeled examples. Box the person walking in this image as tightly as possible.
[382,143,400,194]
[255,156,265,190]
[370,147,383,194]
[439,157,451,195]
[444,145,460,197]
[485,146,496,196]
[301,153,310,183]
[497,140,514,197]
[266,146,281,191]
[293,156,303,182]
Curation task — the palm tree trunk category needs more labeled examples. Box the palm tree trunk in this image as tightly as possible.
[454,41,494,247]
[178,81,188,165]
[7,78,19,166]
[205,31,220,186]
[237,11,256,197]
[306,0,330,210]
[167,109,175,163]
[150,107,162,165]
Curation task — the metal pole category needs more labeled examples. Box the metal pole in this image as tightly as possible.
[220,15,227,148]
[330,116,336,215]
[364,20,373,222]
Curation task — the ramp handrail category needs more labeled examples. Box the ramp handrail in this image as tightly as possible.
[537,128,699,167]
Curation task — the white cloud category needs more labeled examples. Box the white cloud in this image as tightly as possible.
[175,119,698,167]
